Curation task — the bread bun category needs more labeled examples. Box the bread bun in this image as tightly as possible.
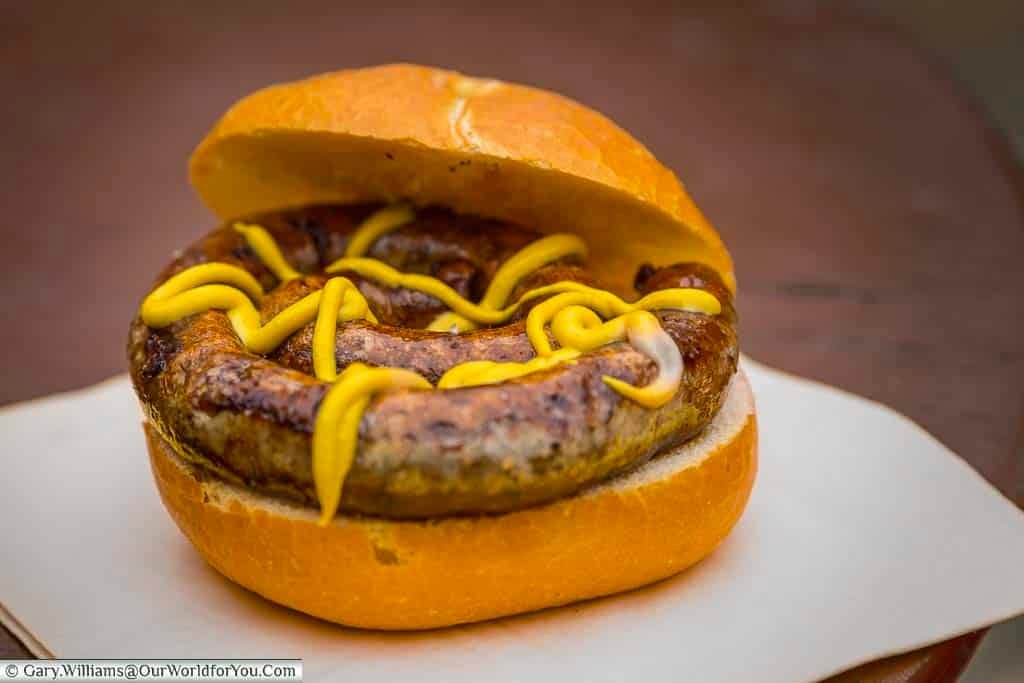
[189,64,734,296]
[159,64,755,629]
[146,369,756,630]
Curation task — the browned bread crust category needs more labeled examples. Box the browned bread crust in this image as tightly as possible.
[189,64,735,296]
[146,369,756,630]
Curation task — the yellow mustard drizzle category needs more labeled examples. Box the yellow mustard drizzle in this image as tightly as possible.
[343,204,416,257]
[437,348,582,389]
[234,223,301,281]
[141,208,721,524]
[324,236,593,328]
[140,263,374,356]
[313,363,431,524]
[425,233,588,333]
[547,306,682,408]
[519,286,718,407]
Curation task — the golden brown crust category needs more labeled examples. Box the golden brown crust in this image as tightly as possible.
[146,370,756,630]
[189,64,735,296]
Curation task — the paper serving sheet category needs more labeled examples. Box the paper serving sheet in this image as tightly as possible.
[1,359,1023,682]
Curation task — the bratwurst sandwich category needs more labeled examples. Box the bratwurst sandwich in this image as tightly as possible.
[129,64,757,630]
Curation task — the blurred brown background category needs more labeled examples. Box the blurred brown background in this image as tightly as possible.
[1,1,1022,679]
[4,0,1020,496]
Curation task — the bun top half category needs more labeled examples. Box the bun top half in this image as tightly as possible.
[190,64,734,294]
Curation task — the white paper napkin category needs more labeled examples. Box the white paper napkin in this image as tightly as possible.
[2,359,1023,682]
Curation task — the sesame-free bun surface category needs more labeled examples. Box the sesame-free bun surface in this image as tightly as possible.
[146,370,756,630]
[189,64,735,295]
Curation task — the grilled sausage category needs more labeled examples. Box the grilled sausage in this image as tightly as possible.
[128,205,738,518]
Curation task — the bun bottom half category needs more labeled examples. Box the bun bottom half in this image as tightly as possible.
[146,369,757,630]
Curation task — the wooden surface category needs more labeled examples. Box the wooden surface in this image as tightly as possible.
[1,2,1021,679]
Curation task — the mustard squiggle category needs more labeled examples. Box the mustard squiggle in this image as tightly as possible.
[325,250,590,326]
[549,306,681,408]
[236,205,416,282]
[426,233,588,332]
[140,263,374,356]
[344,204,416,257]
[524,287,717,408]
[234,223,302,282]
[437,348,581,389]
[313,363,431,525]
